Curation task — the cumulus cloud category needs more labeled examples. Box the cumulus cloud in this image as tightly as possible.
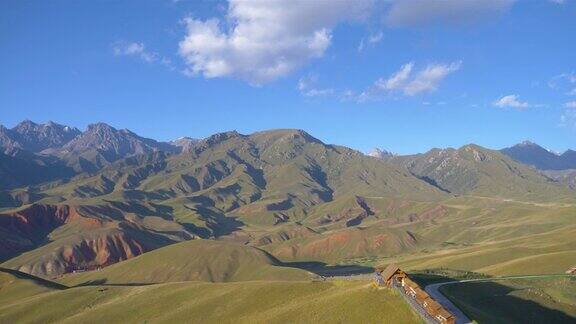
[385,0,515,27]
[175,0,516,84]
[565,101,576,108]
[179,0,374,84]
[373,61,461,96]
[493,94,530,108]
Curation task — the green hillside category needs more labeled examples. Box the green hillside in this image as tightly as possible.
[0,267,66,306]
[391,144,572,201]
[340,198,576,276]
[0,279,420,324]
[59,239,312,286]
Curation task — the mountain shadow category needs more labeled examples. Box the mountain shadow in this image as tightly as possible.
[282,261,373,276]
[441,280,576,324]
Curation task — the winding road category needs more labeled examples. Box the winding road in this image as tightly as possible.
[424,274,574,324]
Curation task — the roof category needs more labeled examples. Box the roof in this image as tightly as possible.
[436,307,455,320]
[424,298,444,312]
[403,276,418,288]
[380,263,401,281]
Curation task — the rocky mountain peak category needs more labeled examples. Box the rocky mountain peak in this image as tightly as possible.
[9,120,81,152]
[368,148,394,160]
[170,136,199,153]
[500,141,568,170]
[86,122,117,133]
[14,119,38,130]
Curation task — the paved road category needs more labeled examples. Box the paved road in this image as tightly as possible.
[424,274,574,324]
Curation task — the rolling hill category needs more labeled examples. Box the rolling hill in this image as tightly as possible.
[0,203,193,277]
[59,239,312,286]
[0,267,66,306]
[0,278,419,324]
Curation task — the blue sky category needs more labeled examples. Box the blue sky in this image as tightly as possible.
[1,0,575,154]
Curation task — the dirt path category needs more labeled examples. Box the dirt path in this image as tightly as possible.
[424,274,574,324]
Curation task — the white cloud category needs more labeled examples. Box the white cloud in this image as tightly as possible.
[358,31,384,52]
[376,62,414,91]
[113,41,174,70]
[296,62,460,102]
[493,94,530,108]
[385,0,515,27]
[565,101,576,108]
[403,61,462,95]
[170,0,514,84]
[113,42,158,63]
[179,0,374,84]
[297,74,334,97]
[373,61,461,96]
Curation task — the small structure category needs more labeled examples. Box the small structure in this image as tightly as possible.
[566,266,576,275]
[374,263,407,286]
[373,264,456,324]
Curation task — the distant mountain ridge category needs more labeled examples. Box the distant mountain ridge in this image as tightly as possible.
[0,120,199,157]
[389,144,569,200]
[500,141,576,170]
[0,120,200,187]
[0,120,80,153]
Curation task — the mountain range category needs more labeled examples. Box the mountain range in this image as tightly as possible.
[1,120,575,279]
[500,140,576,170]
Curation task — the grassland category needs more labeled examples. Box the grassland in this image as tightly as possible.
[59,239,312,286]
[340,197,576,277]
[0,268,66,305]
[440,277,576,324]
[0,274,420,324]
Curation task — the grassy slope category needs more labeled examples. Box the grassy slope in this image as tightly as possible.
[0,280,420,324]
[344,198,576,276]
[394,218,576,275]
[391,144,574,202]
[59,239,312,286]
[440,277,576,324]
[0,268,66,306]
